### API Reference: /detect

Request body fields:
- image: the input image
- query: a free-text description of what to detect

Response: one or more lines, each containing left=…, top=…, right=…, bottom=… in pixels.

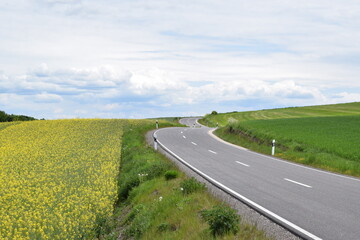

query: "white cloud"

left=332, top=92, right=360, bottom=103
left=129, top=68, right=185, bottom=95
left=35, top=92, right=63, bottom=103
left=1, top=1, right=360, bottom=118
left=103, top=103, right=120, bottom=111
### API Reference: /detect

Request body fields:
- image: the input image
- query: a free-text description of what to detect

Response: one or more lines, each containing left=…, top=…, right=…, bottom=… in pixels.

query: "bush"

left=146, top=161, right=170, bottom=179
left=180, top=177, right=206, bottom=195
left=200, top=205, right=240, bottom=237
left=164, top=170, right=179, bottom=180
left=211, top=111, right=218, bottom=115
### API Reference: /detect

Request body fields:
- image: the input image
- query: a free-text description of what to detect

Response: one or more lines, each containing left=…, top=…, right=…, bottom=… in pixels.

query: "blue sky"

left=1, top=0, right=360, bottom=119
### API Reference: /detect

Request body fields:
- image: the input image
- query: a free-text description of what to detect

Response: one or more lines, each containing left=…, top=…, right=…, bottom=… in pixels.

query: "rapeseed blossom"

left=0, top=119, right=134, bottom=239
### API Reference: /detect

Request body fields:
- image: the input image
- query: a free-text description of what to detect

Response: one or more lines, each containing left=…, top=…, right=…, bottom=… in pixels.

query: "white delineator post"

left=156, top=120, right=159, bottom=129
left=272, top=139, right=276, bottom=156
left=154, top=135, right=158, bottom=150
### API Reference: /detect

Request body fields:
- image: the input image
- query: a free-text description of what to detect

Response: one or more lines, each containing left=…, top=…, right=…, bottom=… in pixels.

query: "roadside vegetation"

left=99, top=120, right=270, bottom=240
left=200, top=102, right=360, bottom=177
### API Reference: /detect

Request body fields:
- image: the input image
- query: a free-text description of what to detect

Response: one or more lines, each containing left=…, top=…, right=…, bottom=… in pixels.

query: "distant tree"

left=211, top=111, right=218, bottom=115
left=0, top=110, right=36, bottom=122
left=0, top=111, right=7, bottom=122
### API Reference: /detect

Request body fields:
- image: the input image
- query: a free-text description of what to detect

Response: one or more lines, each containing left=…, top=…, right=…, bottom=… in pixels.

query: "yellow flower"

left=0, top=119, right=143, bottom=239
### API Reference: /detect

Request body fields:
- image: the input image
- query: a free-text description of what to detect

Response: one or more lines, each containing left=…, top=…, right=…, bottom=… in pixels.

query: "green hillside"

left=201, top=102, right=360, bottom=177
left=201, top=102, right=360, bottom=127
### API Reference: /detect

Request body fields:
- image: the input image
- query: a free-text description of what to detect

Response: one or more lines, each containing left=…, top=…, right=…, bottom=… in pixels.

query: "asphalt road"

left=155, top=118, right=360, bottom=240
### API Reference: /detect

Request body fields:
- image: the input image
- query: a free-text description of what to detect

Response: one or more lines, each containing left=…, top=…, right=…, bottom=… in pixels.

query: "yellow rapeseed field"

left=0, top=119, right=129, bottom=239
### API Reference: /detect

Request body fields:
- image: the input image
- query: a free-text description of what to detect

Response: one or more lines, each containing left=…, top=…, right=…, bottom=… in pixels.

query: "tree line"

left=0, top=110, right=36, bottom=122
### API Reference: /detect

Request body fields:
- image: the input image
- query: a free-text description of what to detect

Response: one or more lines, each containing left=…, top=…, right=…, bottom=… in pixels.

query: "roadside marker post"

left=156, top=120, right=159, bottom=129
left=154, top=136, right=158, bottom=150
left=272, top=139, right=276, bottom=156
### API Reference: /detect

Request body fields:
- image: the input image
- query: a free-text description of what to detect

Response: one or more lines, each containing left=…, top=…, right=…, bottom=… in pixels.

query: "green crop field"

left=237, top=115, right=360, bottom=161
left=201, top=102, right=360, bottom=127
left=201, top=102, right=360, bottom=177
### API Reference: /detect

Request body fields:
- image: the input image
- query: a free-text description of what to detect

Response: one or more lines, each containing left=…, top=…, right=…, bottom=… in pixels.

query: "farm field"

left=201, top=102, right=360, bottom=177
left=201, top=102, right=360, bottom=127
left=0, top=121, right=20, bottom=131
left=236, top=115, right=360, bottom=161
left=0, top=119, right=126, bottom=239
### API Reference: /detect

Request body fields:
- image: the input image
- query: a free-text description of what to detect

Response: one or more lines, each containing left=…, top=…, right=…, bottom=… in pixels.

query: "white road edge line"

left=208, top=150, right=217, bottom=154
left=284, top=178, right=312, bottom=188
left=236, top=161, right=250, bottom=167
left=154, top=129, right=322, bottom=240
left=208, top=129, right=360, bottom=183
left=191, top=142, right=197, bottom=146
left=208, top=129, right=248, bottom=151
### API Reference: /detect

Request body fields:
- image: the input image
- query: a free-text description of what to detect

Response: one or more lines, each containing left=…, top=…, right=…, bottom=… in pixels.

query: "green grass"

left=201, top=102, right=360, bottom=127
left=208, top=103, right=360, bottom=177
left=100, top=121, right=270, bottom=240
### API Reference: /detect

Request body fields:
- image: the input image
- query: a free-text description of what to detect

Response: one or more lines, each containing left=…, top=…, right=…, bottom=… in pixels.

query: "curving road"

left=154, top=118, right=360, bottom=240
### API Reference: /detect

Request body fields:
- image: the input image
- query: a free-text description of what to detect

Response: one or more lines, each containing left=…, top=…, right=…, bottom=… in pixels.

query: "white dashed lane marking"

left=284, top=178, right=312, bottom=188
left=235, top=161, right=250, bottom=167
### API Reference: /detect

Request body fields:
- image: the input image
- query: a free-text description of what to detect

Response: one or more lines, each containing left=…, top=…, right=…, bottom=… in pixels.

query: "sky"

left=1, top=0, right=360, bottom=119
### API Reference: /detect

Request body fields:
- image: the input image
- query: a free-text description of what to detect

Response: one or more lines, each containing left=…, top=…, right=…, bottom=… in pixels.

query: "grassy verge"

left=99, top=121, right=270, bottom=240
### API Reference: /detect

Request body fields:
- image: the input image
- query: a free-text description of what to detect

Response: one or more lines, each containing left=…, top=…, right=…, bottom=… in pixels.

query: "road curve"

left=155, top=118, right=360, bottom=240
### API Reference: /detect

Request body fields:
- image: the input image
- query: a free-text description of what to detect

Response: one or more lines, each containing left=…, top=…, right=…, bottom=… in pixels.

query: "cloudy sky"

left=1, top=0, right=360, bottom=119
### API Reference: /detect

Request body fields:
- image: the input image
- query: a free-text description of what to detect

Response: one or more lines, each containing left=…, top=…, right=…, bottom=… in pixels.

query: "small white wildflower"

left=180, top=188, right=184, bottom=191
left=159, top=196, right=163, bottom=201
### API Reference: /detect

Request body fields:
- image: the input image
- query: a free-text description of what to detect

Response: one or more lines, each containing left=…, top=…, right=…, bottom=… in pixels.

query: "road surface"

left=154, top=118, right=360, bottom=240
